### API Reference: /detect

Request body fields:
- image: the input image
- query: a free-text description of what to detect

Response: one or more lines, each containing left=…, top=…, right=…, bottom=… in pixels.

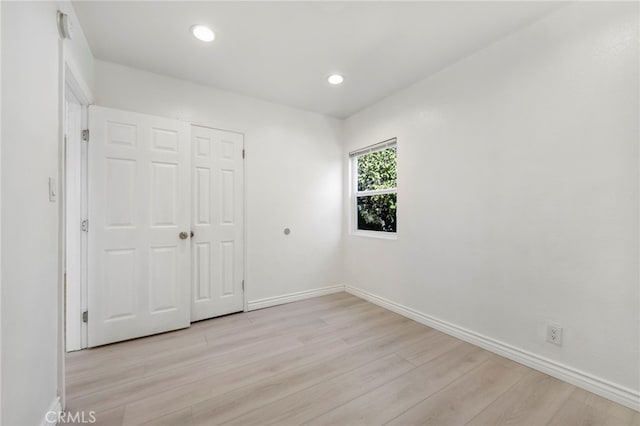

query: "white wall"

left=343, top=1, right=639, bottom=405
left=2, top=2, right=61, bottom=425
left=1, top=2, right=94, bottom=424
left=94, top=60, right=344, bottom=305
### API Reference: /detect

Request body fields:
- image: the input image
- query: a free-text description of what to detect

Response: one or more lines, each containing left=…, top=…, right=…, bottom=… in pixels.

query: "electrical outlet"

left=546, top=324, right=563, bottom=346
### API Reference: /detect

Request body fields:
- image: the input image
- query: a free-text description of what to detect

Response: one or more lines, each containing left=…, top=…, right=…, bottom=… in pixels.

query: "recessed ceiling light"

left=191, top=25, right=215, bottom=42
left=328, top=74, right=344, bottom=85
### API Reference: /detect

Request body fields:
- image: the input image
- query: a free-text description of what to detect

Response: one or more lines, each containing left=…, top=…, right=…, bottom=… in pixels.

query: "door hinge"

left=242, top=280, right=245, bottom=291
left=81, top=129, right=90, bottom=142
left=82, top=311, right=88, bottom=323
left=81, top=219, right=89, bottom=232
left=242, top=149, right=245, bottom=159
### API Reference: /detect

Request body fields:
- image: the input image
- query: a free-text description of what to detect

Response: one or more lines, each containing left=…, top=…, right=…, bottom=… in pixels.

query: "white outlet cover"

left=546, top=324, right=563, bottom=346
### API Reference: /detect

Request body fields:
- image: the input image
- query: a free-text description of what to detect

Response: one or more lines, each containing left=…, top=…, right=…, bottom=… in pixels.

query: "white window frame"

left=350, top=138, right=398, bottom=240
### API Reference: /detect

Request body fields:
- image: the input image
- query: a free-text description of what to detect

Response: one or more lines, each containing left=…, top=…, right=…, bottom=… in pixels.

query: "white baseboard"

left=346, top=285, right=640, bottom=412
left=41, top=397, right=61, bottom=426
left=247, top=285, right=346, bottom=311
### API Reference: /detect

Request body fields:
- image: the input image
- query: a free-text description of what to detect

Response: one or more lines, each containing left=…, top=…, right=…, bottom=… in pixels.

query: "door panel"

left=88, top=106, right=191, bottom=347
left=191, top=125, right=244, bottom=321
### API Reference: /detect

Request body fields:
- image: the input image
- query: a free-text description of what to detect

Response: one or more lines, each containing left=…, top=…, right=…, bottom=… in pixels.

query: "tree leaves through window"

left=355, top=146, right=397, bottom=233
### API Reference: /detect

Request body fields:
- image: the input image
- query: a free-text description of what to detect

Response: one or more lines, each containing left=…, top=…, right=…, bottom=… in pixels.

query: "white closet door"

left=191, top=125, right=244, bottom=321
left=88, top=106, right=191, bottom=347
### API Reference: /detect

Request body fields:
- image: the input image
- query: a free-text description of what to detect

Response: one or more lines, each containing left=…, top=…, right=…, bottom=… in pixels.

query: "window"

left=350, top=138, right=397, bottom=235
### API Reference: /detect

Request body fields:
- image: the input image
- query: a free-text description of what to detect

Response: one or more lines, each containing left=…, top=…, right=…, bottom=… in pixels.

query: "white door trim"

left=0, top=3, right=3, bottom=421
left=60, top=60, right=93, bottom=410
left=64, top=64, right=91, bottom=353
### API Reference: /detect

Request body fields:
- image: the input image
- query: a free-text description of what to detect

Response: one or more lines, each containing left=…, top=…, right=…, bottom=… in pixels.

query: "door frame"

left=64, top=83, right=89, bottom=351
left=59, top=60, right=93, bottom=410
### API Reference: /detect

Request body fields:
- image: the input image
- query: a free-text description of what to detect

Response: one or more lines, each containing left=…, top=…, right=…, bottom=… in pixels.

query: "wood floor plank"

left=141, top=407, right=194, bottom=426
left=65, top=294, right=638, bottom=426
left=68, top=315, right=328, bottom=398
left=67, top=310, right=249, bottom=368
left=341, top=317, right=415, bottom=346
left=67, top=335, right=306, bottom=414
left=386, top=356, right=528, bottom=426
left=225, top=354, right=414, bottom=425
left=66, top=331, right=208, bottom=375
left=296, top=308, right=410, bottom=346
left=66, top=406, right=125, bottom=426
left=69, top=310, right=356, bottom=414
left=246, top=293, right=360, bottom=323
left=185, top=323, right=436, bottom=424
left=306, top=344, right=492, bottom=426
left=547, top=388, right=640, bottom=426
left=466, top=369, right=575, bottom=426
left=187, top=326, right=431, bottom=426
left=120, top=337, right=353, bottom=424
left=82, top=324, right=337, bottom=410
left=317, top=300, right=386, bottom=325
left=394, top=329, right=464, bottom=366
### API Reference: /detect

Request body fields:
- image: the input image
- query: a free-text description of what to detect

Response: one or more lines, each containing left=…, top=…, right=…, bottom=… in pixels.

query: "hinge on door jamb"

left=82, top=129, right=90, bottom=142
left=242, top=149, right=245, bottom=159
left=82, top=311, right=88, bottom=323
left=242, top=280, right=245, bottom=291
left=81, top=219, right=89, bottom=232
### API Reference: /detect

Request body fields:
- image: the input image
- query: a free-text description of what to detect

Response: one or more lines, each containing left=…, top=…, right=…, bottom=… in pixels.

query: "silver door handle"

left=179, top=231, right=189, bottom=240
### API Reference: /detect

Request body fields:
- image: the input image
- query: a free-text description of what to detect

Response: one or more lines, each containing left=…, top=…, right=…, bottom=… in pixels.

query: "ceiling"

left=73, top=1, right=564, bottom=118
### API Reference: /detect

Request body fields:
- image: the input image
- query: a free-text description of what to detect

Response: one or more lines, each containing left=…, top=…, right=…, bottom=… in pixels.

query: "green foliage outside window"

left=356, top=147, right=397, bottom=232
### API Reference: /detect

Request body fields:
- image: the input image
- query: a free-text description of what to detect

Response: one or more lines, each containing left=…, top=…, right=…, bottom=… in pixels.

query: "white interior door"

left=88, top=106, right=191, bottom=347
left=191, top=125, right=244, bottom=321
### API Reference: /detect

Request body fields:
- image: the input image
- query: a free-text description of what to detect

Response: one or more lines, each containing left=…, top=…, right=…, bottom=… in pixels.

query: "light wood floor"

left=66, top=293, right=639, bottom=426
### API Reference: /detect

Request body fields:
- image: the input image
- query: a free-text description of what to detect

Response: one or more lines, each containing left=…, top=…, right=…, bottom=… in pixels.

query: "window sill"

left=350, top=230, right=398, bottom=240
